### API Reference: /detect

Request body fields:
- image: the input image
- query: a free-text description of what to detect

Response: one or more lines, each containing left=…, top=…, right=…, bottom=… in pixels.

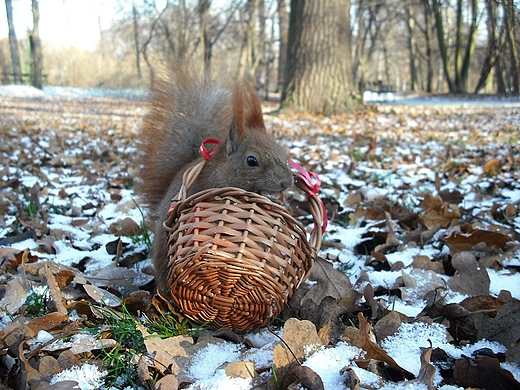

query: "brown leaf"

left=411, top=255, right=444, bottom=274
left=421, top=193, right=460, bottom=228
left=483, top=159, right=501, bottom=175
left=356, top=313, right=412, bottom=376
left=288, top=365, right=324, bottom=390
left=303, top=257, right=360, bottom=311
left=453, top=355, right=520, bottom=390
left=27, top=312, right=69, bottom=334
left=447, top=252, right=490, bottom=296
left=404, top=340, right=436, bottom=390
left=443, top=230, right=510, bottom=254
left=340, top=366, right=360, bottom=390
left=474, top=299, right=520, bottom=348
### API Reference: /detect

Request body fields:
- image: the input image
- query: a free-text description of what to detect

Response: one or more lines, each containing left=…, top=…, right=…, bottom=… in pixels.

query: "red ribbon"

left=290, top=160, right=328, bottom=234
left=199, top=138, right=222, bottom=161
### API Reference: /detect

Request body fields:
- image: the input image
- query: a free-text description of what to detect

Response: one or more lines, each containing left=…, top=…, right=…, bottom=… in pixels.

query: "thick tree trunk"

left=276, top=0, right=288, bottom=93
left=5, top=0, right=22, bottom=84
left=30, top=0, right=43, bottom=89
left=282, top=0, right=359, bottom=115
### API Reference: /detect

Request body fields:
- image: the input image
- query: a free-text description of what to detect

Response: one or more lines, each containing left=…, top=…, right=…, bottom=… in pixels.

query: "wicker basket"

left=164, top=160, right=324, bottom=332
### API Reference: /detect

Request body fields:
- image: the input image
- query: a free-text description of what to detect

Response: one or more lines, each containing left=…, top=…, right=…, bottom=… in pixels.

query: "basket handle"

left=290, top=160, right=327, bottom=252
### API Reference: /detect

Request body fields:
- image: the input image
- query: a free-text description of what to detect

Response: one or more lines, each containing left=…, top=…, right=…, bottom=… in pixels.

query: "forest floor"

left=0, top=87, right=519, bottom=390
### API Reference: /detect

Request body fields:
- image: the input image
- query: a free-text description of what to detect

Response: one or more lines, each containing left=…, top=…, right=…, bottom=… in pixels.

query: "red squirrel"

left=138, top=61, right=293, bottom=294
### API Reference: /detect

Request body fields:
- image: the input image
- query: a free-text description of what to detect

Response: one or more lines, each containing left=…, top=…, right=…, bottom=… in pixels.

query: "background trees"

left=1, top=0, right=519, bottom=96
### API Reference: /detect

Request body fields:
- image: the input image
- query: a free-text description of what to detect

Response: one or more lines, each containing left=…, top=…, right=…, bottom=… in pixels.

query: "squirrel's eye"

left=247, top=156, right=259, bottom=167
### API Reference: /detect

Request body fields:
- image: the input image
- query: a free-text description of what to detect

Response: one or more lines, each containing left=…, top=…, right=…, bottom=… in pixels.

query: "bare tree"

left=4, top=0, right=22, bottom=84
left=238, top=0, right=260, bottom=79
left=282, top=0, right=360, bottom=114
left=132, top=4, right=142, bottom=79
left=30, top=0, right=43, bottom=89
left=504, top=0, right=519, bottom=93
left=432, top=0, right=479, bottom=93
left=276, top=0, right=288, bottom=93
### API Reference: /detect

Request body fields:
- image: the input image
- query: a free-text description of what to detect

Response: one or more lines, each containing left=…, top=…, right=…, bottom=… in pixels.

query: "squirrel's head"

left=210, top=81, right=293, bottom=194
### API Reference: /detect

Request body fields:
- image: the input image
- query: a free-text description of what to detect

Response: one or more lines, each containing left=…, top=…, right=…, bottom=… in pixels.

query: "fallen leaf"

left=421, top=193, right=460, bottom=228
left=453, top=355, right=520, bottom=389
left=443, top=230, right=510, bottom=254
left=356, top=312, right=413, bottom=376
left=403, top=340, right=436, bottom=389
left=447, top=252, right=490, bottom=296
left=483, top=159, right=501, bottom=175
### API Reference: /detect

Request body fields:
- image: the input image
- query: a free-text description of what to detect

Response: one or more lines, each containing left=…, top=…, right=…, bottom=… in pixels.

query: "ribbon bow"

left=199, top=138, right=222, bottom=161
left=290, top=160, right=328, bottom=234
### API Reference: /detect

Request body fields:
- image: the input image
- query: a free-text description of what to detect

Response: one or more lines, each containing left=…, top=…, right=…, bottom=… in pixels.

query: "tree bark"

left=504, top=0, right=519, bottom=94
left=132, top=5, right=142, bottom=80
left=282, top=0, right=360, bottom=115
left=30, top=0, right=43, bottom=89
left=474, top=0, right=505, bottom=93
left=5, top=0, right=22, bottom=84
left=432, top=0, right=453, bottom=92
left=422, top=0, right=434, bottom=92
left=276, top=0, right=288, bottom=93
left=406, top=6, right=418, bottom=91
left=198, top=0, right=212, bottom=70
left=238, top=0, right=260, bottom=79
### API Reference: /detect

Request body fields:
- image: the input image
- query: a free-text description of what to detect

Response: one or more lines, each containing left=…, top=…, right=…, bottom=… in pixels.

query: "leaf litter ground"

left=0, top=88, right=520, bottom=390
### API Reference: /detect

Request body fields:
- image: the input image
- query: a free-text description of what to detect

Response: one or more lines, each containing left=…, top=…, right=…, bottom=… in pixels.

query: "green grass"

left=143, top=311, right=205, bottom=339
left=92, top=304, right=146, bottom=389
left=24, top=288, right=50, bottom=317
left=130, top=199, right=153, bottom=252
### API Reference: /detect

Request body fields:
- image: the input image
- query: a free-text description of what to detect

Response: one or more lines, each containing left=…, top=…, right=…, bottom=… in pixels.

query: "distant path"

left=364, top=92, right=520, bottom=107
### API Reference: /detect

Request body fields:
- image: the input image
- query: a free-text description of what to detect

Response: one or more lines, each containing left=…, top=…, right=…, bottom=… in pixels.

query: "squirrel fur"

left=138, top=61, right=293, bottom=294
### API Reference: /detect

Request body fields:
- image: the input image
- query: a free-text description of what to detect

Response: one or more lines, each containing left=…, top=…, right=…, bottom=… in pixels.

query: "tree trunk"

left=406, top=6, right=418, bottom=91
left=276, top=0, right=288, bottom=93
left=432, top=0, right=454, bottom=92
left=423, top=0, right=434, bottom=93
left=132, top=5, right=142, bottom=80
left=30, top=0, right=43, bottom=89
left=5, top=0, right=22, bottom=84
left=281, top=0, right=360, bottom=115
left=504, top=0, right=519, bottom=94
left=474, top=0, right=504, bottom=93
left=238, top=0, right=260, bottom=79
left=198, top=0, right=212, bottom=70
left=458, top=0, right=478, bottom=93
left=254, top=0, right=266, bottom=87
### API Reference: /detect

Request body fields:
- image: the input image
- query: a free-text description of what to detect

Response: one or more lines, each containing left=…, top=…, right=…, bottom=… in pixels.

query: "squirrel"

left=137, top=60, right=294, bottom=295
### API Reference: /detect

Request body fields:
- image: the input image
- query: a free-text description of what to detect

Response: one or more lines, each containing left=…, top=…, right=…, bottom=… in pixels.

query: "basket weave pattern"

left=164, top=162, right=323, bottom=332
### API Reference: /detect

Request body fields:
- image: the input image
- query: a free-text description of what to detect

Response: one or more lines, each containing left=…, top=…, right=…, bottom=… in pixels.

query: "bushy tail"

left=137, top=61, right=234, bottom=212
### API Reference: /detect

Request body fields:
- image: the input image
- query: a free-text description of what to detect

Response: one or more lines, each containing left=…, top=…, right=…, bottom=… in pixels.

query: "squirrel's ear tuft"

left=232, top=81, right=265, bottom=136
left=243, top=82, right=265, bottom=130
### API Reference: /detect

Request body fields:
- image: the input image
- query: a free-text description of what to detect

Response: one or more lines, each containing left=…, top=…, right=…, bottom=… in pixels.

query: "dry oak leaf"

left=356, top=312, right=413, bottom=377
left=403, top=340, right=436, bottom=390
left=442, top=229, right=510, bottom=255
left=453, top=355, right=520, bottom=390
left=447, top=252, right=490, bottom=296
left=483, top=159, right=501, bottom=176
left=303, top=257, right=360, bottom=312
left=420, top=193, right=460, bottom=229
